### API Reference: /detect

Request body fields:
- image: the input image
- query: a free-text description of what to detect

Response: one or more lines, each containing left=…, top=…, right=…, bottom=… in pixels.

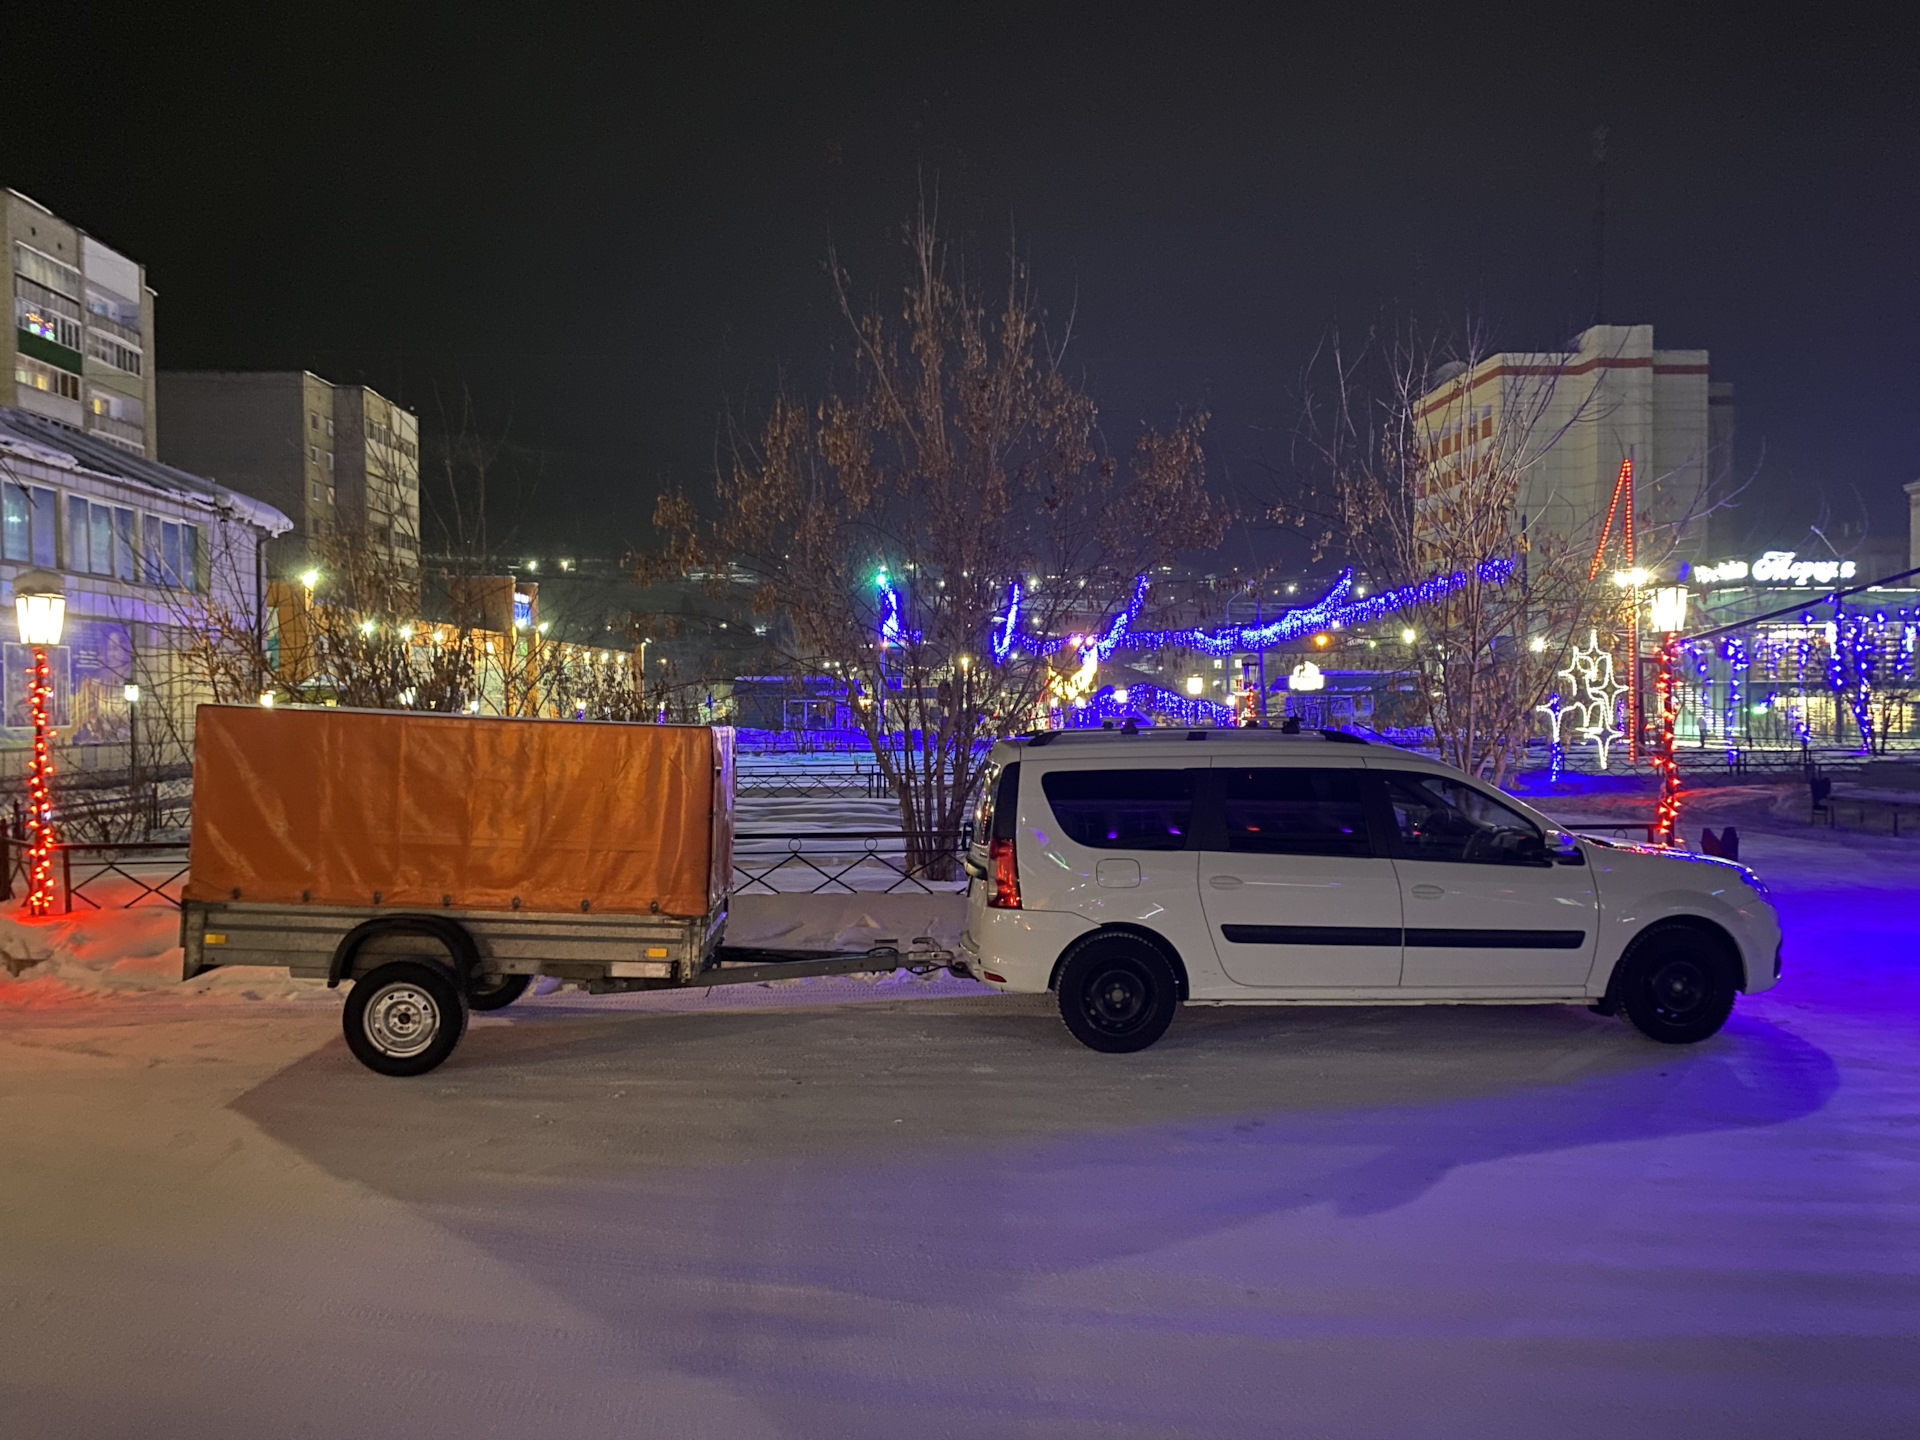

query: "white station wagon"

left=957, top=728, right=1782, bottom=1052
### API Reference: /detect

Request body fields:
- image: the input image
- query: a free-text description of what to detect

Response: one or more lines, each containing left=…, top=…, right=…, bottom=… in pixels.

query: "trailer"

left=179, top=704, right=951, bottom=1075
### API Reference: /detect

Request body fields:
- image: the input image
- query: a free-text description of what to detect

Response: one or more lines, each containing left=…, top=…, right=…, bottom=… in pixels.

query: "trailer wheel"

left=344, top=961, right=468, bottom=1076
left=467, top=972, right=531, bottom=1011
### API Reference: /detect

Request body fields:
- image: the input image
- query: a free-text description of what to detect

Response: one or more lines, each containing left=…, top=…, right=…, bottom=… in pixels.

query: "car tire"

left=1056, top=934, right=1180, bottom=1053
left=1616, top=923, right=1739, bottom=1045
left=467, top=972, right=531, bottom=1011
left=343, top=960, right=469, bottom=1076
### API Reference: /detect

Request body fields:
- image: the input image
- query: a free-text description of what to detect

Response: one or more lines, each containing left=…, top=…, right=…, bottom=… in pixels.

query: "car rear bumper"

left=958, top=906, right=1095, bottom=992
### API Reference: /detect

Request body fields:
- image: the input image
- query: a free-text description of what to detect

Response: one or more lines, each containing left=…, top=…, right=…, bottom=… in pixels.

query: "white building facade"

left=0, top=406, right=291, bottom=782
left=1415, top=324, right=1732, bottom=567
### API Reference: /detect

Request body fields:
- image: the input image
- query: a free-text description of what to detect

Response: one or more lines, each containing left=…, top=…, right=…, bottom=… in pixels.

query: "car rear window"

left=1211, top=766, right=1373, bottom=858
left=1040, top=768, right=1196, bottom=850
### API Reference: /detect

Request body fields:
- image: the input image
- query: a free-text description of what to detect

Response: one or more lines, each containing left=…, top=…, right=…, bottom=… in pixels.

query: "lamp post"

left=14, top=569, right=65, bottom=915
left=124, top=682, right=141, bottom=799
left=1649, top=585, right=1689, bottom=846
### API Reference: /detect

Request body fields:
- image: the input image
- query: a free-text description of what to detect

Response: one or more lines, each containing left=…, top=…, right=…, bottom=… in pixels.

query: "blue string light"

left=991, top=582, right=1021, bottom=662
left=966, top=556, right=1517, bottom=664
left=1083, top=683, right=1234, bottom=727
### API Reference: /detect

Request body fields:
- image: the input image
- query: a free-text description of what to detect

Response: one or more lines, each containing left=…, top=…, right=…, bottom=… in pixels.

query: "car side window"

left=1381, top=771, right=1544, bottom=865
left=974, top=761, right=1020, bottom=844
left=1039, top=768, right=1195, bottom=850
left=1209, top=766, right=1373, bottom=858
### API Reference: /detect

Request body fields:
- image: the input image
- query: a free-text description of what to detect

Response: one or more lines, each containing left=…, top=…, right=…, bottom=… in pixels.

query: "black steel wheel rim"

left=1647, top=958, right=1708, bottom=1020
left=1082, top=963, right=1151, bottom=1034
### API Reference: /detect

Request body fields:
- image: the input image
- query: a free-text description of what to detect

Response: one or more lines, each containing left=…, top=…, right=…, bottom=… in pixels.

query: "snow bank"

left=0, top=900, right=331, bottom=1010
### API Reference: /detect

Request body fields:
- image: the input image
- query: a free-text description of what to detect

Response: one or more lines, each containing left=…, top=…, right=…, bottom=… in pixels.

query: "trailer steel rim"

left=363, top=982, right=442, bottom=1058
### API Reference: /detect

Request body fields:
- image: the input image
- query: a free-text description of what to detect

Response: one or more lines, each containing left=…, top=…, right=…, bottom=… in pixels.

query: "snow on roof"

left=0, top=407, right=293, bottom=536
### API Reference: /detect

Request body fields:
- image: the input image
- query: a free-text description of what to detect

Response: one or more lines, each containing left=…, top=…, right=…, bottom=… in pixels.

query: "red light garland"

left=24, top=645, right=56, bottom=915
left=1652, top=633, right=1682, bottom=846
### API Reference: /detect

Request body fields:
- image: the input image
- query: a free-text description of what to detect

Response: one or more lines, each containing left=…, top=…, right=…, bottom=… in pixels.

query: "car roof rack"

left=1009, top=727, right=1367, bottom=747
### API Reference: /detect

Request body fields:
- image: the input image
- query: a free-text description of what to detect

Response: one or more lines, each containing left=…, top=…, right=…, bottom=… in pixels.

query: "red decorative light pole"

left=14, top=569, right=66, bottom=916
left=1649, top=585, right=1689, bottom=847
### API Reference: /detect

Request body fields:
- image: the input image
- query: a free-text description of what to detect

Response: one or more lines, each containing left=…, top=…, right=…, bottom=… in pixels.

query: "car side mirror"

left=1547, top=831, right=1586, bottom=866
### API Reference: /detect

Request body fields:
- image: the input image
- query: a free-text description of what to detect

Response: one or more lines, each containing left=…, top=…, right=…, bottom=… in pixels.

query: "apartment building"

left=158, top=371, right=420, bottom=599
left=0, top=405, right=290, bottom=780
left=4, top=190, right=156, bottom=458
left=1414, top=324, right=1732, bottom=566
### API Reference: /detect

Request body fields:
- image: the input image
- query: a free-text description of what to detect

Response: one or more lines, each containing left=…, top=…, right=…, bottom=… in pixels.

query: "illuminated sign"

left=1288, top=660, right=1326, bottom=692
left=1694, top=552, right=1857, bottom=587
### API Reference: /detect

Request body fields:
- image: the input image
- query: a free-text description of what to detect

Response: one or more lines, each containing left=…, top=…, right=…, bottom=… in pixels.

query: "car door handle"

left=1208, top=875, right=1244, bottom=889
left=1410, top=883, right=1445, bottom=899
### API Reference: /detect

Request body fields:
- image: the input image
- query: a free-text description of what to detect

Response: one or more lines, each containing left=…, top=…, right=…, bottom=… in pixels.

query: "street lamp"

left=1649, top=586, right=1689, bottom=845
left=13, top=569, right=64, bottom=915
left=124, top=683, right=141, bottom=800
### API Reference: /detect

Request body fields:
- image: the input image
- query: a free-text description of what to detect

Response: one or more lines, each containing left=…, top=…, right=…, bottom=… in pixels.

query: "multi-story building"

left=0, top=405, right=290, bottom=781
left=4, top=190, right=156, bottom=458
left=157, top=371, right=420, bottom=600
left=1414, top=324, right=1732, bottom=566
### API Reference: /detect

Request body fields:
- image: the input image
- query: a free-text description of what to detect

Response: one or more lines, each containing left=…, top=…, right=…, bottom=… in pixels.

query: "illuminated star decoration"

left=1560, top=629, right=1625, bottom=769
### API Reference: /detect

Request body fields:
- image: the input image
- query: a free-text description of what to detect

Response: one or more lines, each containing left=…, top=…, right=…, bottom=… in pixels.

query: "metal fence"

left=1, top=837, right=191, bottom=914
left=731, top=830, right=970, bottom=894
left=734, top=765, right=894, bottom=798
left=0, top=830, right=973, bottom=912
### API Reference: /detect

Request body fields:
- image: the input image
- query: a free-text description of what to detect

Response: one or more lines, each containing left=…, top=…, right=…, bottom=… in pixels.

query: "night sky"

left=12, top=4, right=1917, bottom=562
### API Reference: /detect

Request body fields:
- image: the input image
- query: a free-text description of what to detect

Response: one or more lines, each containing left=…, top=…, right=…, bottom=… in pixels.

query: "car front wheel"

left=1616, top=924, right=1739, bottom=1045
left=1056, top=934, right=1179, bottom=1053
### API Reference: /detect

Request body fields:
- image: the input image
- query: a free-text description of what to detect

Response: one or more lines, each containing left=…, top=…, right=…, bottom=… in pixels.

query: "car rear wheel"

left=1056, top=934, right=1179, bottom=1053
left=467, top=972, right=531, bottom=1011
left=1616, top=924, right=1738, bottom=1045
left=344, top=960, right=468, bottom=1075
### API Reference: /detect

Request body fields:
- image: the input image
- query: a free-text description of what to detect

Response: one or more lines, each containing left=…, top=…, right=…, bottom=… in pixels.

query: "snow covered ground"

left=1, top=808, right=1917, bottom=1436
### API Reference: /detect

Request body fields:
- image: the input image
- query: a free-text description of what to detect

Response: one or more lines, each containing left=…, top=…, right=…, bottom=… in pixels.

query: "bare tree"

left=1278, top=323, right=1621, bottom=782
left=650, top=208, right=1226, bottom=867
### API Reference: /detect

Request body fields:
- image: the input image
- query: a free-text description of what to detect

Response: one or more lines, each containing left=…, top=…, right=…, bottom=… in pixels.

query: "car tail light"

left=988, top=835, right=1022, bottom=909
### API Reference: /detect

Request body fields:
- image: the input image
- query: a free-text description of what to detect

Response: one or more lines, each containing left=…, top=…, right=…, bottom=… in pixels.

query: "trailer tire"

left=467, top=972, right=531, bottom=1011
left=344, top=960, right=468, bottom=1076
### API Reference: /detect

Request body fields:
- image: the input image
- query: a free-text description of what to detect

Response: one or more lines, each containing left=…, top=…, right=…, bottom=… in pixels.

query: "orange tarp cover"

left=186, top=705, right=734, bottom=917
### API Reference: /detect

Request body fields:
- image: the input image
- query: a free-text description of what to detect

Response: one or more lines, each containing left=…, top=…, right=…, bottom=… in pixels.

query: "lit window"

left=13, top=354, right=81, bottom=400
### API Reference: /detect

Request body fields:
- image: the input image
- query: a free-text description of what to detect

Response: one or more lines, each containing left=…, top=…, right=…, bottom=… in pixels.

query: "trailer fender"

left=328, top=915, right=480, bottom=990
